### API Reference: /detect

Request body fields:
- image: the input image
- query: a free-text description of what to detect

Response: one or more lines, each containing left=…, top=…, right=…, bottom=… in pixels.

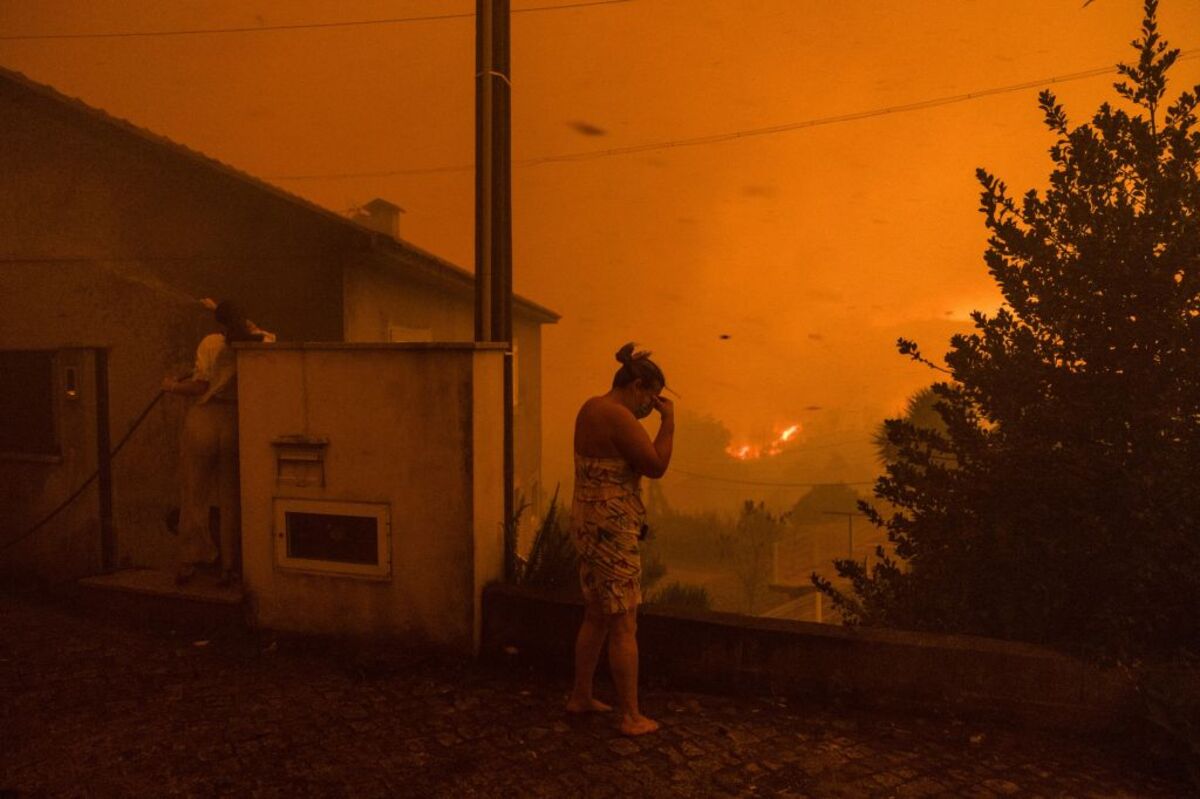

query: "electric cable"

left=0, top=0, right=632, bottom=41
left=0, top=389, right=166, bottom=555
left=268, top=48, right=1200, bottom=180
left=667, top=468, right=876, bottom=488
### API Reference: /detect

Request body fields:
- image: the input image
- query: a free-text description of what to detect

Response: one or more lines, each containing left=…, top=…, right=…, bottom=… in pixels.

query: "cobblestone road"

left=0, top=595, right=1188, bottom=798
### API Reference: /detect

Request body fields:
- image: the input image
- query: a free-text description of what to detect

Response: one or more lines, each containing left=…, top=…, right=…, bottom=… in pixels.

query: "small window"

left=274, top=498, right=391, bottom=578
left=0, top=350, right=57, bottom=457
left=286, top=511, right=378, bottom=564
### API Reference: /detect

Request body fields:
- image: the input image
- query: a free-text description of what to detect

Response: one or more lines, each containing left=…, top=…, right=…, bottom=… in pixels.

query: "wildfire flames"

left=726, top=423, right=802, bottom=460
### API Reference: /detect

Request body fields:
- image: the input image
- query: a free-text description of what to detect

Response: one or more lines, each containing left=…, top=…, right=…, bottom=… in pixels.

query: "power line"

left=1, top=390, right=166, bottom=555
left=0, top=0, right=631, bottom=41
left=713, top=438, right=875, bottom=457
left=668, top=468, right=876, bottom=488
left=771, top=437, right=873, bottom=452
left=0, top=255, right=336, bottom=263
left=268, top=48, right=1200, bottom=181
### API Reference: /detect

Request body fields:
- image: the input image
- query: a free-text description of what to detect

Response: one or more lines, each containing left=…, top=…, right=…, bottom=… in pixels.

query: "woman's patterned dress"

left=570, top=454, right=646, bottom=614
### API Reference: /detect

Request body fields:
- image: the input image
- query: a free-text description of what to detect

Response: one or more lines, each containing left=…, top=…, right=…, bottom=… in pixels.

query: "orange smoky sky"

left=3, top=0, right=1199, bottom=506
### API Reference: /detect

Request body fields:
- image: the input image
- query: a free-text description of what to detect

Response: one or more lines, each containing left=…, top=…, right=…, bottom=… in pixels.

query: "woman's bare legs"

left=176, top=405, right=219, bottom=584
left=607, top=608, right=659, bottom=736
left=566, top=602, right=613, bottom=713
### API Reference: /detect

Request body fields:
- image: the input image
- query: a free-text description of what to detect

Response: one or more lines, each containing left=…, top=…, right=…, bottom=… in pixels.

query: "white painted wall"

left=236, top=342, right=505, bottom=653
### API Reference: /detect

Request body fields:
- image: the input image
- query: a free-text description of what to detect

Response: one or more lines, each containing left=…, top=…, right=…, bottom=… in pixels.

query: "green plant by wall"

left=513, top=488, right=580, bottom=598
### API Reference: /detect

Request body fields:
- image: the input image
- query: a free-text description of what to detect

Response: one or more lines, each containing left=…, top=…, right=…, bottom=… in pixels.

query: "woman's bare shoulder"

left=577, top=397, right=625, bottom=458
left=577, top=395, right=606, bottom=417
left=578, top=395, right=631, bottom=423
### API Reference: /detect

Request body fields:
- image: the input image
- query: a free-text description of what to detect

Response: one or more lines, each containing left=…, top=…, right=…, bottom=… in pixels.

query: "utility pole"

left=95, top=348, right=115, bottom=571
left=822, top=510, right=857, bottom=559
left=475, top=0, right=515, bottom=580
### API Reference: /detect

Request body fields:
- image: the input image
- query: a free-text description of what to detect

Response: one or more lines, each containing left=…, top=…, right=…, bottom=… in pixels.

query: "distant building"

left=0, top=67, right=558, bottom=581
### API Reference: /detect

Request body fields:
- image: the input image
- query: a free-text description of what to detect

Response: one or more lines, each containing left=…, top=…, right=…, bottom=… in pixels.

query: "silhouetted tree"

left=721, top=501, right=783, bottom=613
left=648, top=581, right=713, bottom=611
left=816, top=1, right=1200, bottom=662
left=872, top=387, right=947, bottom=465
left=671, top=410, right=735, bottom=465
left=643, top=506, right=733, bottom=565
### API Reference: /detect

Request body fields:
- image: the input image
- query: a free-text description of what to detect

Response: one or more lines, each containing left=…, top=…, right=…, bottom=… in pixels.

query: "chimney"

left=355, top=198, right=405, bottom=238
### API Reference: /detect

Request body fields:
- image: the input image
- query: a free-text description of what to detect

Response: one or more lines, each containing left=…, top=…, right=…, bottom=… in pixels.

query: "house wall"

left=0, top=78, right=347, bottom=575
left=236, top=343, right=505, bottom=653
left=342, top=257, right=474, bottom=342
left=0, top=74, right=553, bottom=586
left=343, top=261, right=547, bottom=517
left=0, top=348, right=102, bottom=583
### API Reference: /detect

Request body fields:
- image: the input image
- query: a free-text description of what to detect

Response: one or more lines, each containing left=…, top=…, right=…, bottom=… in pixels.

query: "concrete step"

left=77, top=568, right=246, bottom=632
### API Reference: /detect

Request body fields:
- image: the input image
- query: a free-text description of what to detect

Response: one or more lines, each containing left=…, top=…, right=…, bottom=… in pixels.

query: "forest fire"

left=726, top=423, right=802, bottom=460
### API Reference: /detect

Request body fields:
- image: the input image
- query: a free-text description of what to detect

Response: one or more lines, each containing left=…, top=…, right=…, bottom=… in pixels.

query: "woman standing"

left=565, top=343, right=674, bottom=736
left=163, top=298, right=273, bottom=586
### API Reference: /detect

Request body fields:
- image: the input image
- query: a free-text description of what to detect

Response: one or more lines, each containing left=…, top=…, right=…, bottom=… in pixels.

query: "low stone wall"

left=481, top=583, right=1136, bottom=733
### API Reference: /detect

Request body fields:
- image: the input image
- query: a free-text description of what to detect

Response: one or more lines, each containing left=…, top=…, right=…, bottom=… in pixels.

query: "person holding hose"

left=163, top=298, right=273, bottom=586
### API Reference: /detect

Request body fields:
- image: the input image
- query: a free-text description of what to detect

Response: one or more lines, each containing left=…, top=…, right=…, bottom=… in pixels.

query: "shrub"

left=649, top=581, right=712, bottom=611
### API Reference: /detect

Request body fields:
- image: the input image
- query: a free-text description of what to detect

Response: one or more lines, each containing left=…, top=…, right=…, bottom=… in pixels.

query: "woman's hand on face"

left=653, top=395, right=674, bottom=419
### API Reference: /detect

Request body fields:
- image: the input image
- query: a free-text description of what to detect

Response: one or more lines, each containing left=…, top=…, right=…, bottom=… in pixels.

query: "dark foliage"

left=720, top=501, right=784, bottom=613
left=648, top=581, right=713, bottom=610
left=515, top=488, right=581, bottom=598
left=816, top=1, right=1200, bottom=665
left=871, top=387, right=947, bottom=466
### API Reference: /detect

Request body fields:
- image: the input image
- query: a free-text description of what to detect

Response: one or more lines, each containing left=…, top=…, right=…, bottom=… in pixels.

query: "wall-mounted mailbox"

left=271, top=435, right=328, bottom=487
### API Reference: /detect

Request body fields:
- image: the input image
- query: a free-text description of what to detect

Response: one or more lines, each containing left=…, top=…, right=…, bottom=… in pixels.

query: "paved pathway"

left=0, top=595, right=1188, bottom=798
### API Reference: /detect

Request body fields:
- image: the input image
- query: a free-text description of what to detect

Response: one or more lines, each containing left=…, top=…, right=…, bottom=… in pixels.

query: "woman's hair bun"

left=616, top=342, right=653, bottom=365
left=611, top=342, right=665, bottom=390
